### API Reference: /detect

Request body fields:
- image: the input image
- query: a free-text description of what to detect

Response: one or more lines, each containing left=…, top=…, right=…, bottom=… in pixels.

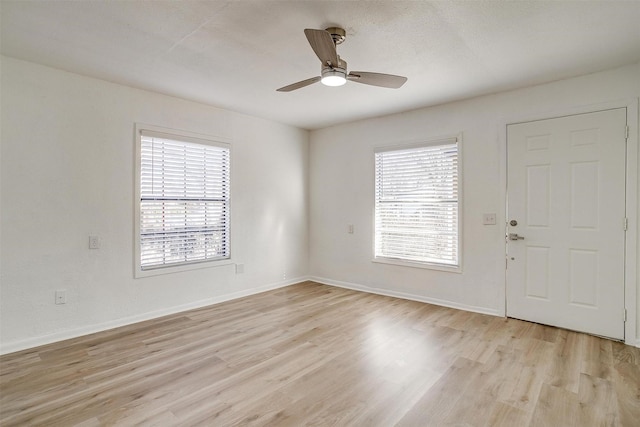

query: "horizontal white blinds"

left=375, top=142, right=458, bottom=266
left=140, top=132, right=230, bottom=269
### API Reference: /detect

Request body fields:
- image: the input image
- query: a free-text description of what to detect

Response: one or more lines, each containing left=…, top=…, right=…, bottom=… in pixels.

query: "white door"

left=506, top=108, right=627, bottom=340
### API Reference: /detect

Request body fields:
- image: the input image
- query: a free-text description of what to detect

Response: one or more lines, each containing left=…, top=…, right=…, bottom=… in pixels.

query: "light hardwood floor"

left=1, top=281, right=639, bottom=426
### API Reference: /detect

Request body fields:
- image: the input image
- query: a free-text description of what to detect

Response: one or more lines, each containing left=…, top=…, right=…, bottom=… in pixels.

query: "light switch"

left=55, top=290, right=66, bottom=305
left=483, top=213, right=497, bottom=225
left=89, top=235, right=100, bottom=249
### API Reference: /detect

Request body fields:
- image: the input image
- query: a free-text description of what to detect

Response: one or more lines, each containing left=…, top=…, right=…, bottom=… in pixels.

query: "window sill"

left=372, top=257, right=462, bottom=273
left=135, top=258, right=234, bottom=278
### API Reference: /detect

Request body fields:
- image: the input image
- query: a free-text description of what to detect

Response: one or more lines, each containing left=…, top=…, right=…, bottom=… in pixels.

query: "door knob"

left=508, top=233, right=524, bottom=240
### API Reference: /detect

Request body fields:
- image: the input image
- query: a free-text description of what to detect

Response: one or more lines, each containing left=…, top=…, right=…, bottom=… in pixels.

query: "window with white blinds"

left=138, top=130, right=230, bottom=271
left=374, top=138, right=460, bottom=269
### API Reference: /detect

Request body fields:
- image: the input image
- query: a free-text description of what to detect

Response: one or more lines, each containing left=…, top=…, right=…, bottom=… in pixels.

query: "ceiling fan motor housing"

left=323, top=57, right=347, bottom=73
left=325, top=27, right=346, bottom=45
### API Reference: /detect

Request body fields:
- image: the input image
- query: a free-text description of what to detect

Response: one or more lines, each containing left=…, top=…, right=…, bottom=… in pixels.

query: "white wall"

left=0, top=57, right=309, bottom=354
left=309, top=63, right=640, bottom=345
left=2, top=56, right=638, bottom=354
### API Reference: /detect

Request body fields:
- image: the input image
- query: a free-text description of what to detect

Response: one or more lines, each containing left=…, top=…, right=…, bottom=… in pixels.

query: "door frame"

left=499, top=98, right=638, bottom=346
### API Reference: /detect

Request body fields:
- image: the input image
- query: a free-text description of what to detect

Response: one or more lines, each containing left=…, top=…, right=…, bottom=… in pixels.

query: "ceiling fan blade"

left=276, top=76, right=321, bottom=92
left=304, top=29, right=339, bottom=67
left=347, top=71, right=407, bottom=89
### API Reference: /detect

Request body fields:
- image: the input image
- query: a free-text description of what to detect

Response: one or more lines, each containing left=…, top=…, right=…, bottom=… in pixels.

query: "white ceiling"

left=2, top=1, right=639, bottom=130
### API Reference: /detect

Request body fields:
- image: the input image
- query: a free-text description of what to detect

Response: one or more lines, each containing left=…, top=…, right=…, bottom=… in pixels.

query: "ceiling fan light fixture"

left=321, top=69, right=347, bottom=87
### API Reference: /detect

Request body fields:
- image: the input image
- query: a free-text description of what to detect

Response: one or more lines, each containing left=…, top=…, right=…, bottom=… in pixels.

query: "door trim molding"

left=499, top=98, right=638, bottom=346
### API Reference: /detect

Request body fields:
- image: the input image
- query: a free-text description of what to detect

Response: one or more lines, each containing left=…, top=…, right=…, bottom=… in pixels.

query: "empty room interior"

left=1, top=1, right=640, bottom=425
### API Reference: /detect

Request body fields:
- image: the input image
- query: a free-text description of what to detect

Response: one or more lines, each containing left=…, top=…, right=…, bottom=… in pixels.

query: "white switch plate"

left=89, top=235, right=100, bottom=249
left=483, top=213, right=497, bottom=225
left=235, top=263, right=244, bottom=274
left=348, top=224, right=354, bottom=234
left=55, top=289, right=66, bottom=305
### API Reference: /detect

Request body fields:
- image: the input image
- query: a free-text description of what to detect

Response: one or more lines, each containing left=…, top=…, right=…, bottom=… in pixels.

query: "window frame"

left=372, top=135, right=463, bottom=273
left=134, top=124, right=233, bottom=278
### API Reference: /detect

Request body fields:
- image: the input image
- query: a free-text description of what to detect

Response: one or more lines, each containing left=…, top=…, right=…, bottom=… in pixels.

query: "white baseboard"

left=4, top=275, right=632, bottom=354
left=309, top=276, right=501, bottom=317
left=0, top=276, right=309, bottom=356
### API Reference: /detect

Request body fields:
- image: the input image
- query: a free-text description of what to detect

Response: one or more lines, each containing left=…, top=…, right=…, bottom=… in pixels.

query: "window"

left=136, top=126, right=230, bottom=274
left=374, top=137, right=460, bottom=270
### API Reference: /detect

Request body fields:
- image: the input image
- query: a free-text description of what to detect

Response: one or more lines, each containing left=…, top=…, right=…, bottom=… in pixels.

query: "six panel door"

left=506, top=108, right=627, bottom=340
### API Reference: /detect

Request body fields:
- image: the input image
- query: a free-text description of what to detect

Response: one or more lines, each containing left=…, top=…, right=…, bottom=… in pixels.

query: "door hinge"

left=623, top=308, right=627, bottom=322
left=625, top=125, right=629, bottom=140
left=623, top=217, right=628, bottom=231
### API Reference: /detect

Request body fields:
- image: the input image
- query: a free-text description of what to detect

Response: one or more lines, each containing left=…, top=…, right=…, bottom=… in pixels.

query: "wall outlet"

left=55, top=289, right=67, bottom=305
left=235, top=263, right=244, bottom=274
left=348, top=224, right=354, bottom=234
left=89, top=235, right=100, bottom=249
left=483, top=213, right=497, bottom=225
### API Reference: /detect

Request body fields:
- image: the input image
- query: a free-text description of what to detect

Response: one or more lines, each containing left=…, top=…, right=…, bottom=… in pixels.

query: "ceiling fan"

left=277, top=27, right=408, bottom=92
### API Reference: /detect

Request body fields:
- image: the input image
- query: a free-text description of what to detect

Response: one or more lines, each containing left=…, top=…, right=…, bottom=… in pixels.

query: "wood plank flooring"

left=1, top=281, right=639, bottom=426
